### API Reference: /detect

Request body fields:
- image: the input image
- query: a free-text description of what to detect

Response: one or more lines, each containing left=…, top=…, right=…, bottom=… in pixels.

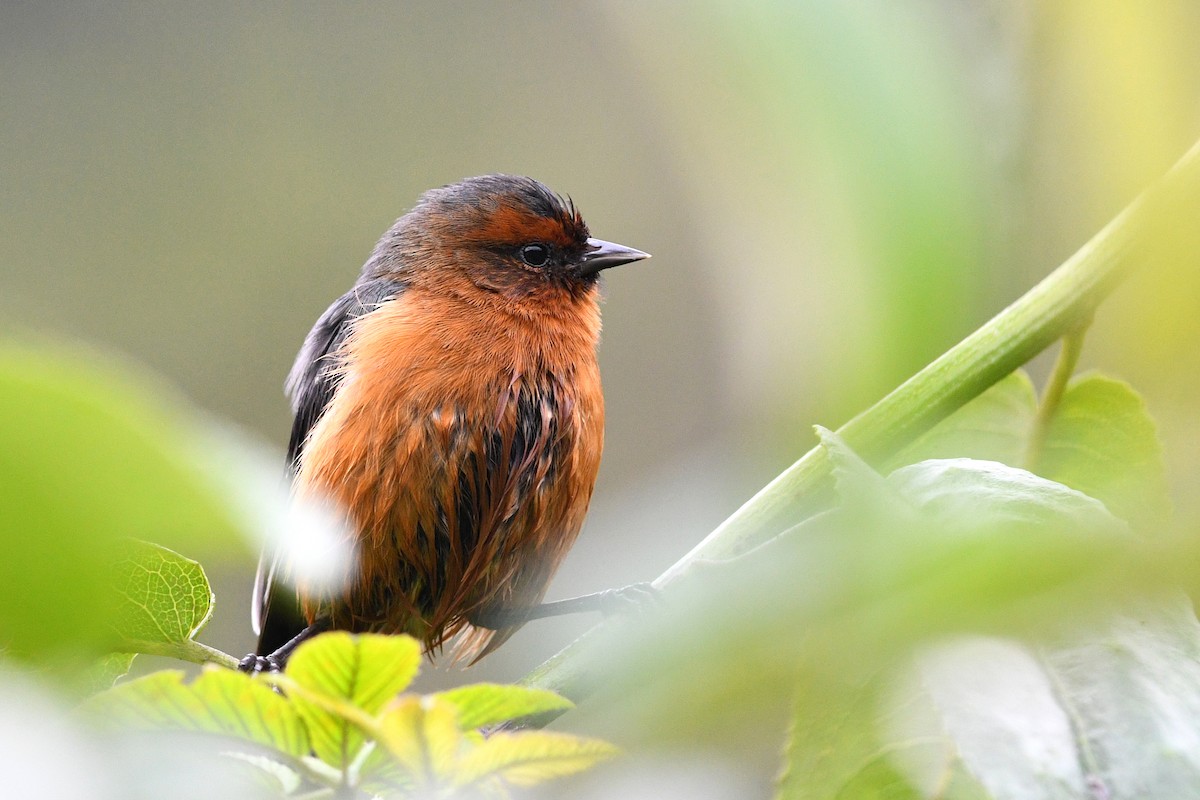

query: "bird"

left=242, top=175, right=650, bottom=672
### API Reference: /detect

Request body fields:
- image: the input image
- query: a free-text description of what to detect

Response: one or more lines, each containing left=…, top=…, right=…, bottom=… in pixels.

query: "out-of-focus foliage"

left=821, top=593, right=1200, bottom=800
left=560, top=360, right=1192, bottom=799
left=1036, top=376, right=1171, bottom=531
left=581, top=428, right=1135, bottom=730
left=0, top=344, right=253, bottom=666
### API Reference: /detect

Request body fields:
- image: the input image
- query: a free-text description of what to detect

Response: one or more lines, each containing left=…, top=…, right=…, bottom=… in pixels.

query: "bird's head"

left=365, top=175, right=649, bottom=306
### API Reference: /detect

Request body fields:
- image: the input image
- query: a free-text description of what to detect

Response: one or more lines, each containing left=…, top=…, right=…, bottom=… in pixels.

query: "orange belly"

left=292, top=282, right=604, bottom=660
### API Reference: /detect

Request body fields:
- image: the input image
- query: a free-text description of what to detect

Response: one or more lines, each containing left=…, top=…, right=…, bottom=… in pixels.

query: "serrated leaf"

left=377, top=695, right=464, bottom=785
left=1036, top=374, right=1170, bottom=531
left=110, top=540, right=214, bottom=645
left=455, top=730, right=618, bottom=788
left=83, top=668, right=309, bottom=757
left=889, top=371, right=1037, bottom=470
left=286, top=632, right=422, bottom=769
left=434, top=684, right=573, bottom=731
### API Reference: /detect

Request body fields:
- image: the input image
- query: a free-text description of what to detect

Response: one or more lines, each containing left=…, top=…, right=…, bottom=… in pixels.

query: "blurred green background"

left=2, top=0, right=1199, bottom=782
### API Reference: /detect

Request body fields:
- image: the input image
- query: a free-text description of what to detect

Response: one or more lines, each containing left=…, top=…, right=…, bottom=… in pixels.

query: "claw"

left=596, top=582, right=662, bottom=616
left=237, top=654, right=282, bottom=674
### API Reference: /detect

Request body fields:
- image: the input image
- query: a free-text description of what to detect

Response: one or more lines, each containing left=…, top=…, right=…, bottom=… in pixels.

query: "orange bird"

left=243, top=175, right=649, bottom=671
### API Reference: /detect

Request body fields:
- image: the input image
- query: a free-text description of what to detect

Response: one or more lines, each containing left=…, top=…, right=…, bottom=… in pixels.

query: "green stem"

left=521, top=136, right=1200, bottom=712
left=1024, top=322, right=1090, bottom=470
left=119, top=638, right=241, bottom=670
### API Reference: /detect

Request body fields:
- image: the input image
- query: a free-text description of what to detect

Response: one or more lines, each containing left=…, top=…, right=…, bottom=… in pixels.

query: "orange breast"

left=292, top=281, right=605, bottom=659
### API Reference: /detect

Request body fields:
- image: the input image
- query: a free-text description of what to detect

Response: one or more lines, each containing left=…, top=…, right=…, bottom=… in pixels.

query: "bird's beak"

left=579, top=237, right=651, bottom=277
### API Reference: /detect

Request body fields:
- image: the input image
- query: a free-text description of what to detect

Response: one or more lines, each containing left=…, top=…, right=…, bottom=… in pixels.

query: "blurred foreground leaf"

left=1040, top=596, right=1200, bottom=795
left=574, top=436, right=1137, bottom=746
left=778, top=671, right=990, bottom=800
left=896, top=638, right=1088, bottom=800
left=834, top=595, right=1200, bottom=800
left=0, top=665, right=278, bottom=799
left=0, top=342, right=259, bottom=666
left=772, top=425, right=1189, bottom=799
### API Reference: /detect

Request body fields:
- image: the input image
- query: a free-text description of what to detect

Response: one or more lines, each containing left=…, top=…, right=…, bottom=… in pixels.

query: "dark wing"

left=253, top=277, right=407, bottom=656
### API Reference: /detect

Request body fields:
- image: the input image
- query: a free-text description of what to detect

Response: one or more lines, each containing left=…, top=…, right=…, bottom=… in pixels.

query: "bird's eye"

left=519, top=243, right=551, bottom=268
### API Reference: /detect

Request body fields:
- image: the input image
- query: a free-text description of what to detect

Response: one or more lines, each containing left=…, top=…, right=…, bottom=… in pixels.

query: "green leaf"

left=357, top=742, right=414, bottom=795
left=285, top=632, right=422, bottom=769
left=888, top=458, right=1123, bottom=537
left=221, top=752, right=303, bottom=796
left=1036, top=374, right=1170, bottom=531
left=377, top=695, right=464, bottom=786
left=777, top=670, right=991, bottom=800
left=889, top=371, right=1037, bottom=470
left=85, top=652, right=137, bottom=690
left=434, top=684, right=573, bottom=731
left=82, top=668, right=309, bottom=758
left=110, top=540, right=214, bottom=647
left=455, top=730, right=618, bottom=788
left=1041, top=596, right=1200, bottom=796
left=912, top=638, right=1086, bottom=799
left=778, top=675, right=920, bottom=800
left=888, top=371, right=1169, bottom=533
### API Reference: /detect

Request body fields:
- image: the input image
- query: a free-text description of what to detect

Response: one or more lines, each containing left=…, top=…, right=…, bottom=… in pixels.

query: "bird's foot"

left=237, top=654, right=283, bottom=674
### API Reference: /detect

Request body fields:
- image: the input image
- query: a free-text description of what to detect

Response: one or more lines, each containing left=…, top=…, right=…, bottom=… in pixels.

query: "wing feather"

left=252, top=277, right=406, bottom=653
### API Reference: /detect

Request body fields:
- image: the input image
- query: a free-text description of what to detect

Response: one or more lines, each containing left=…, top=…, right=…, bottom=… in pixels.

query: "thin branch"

left=1024, top=321, right=1091, bottom=471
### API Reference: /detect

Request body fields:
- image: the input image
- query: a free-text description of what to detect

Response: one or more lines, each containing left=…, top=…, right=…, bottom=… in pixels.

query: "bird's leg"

left=238, top=617, right=332, bottom=674
left=470, top=582, right=661, bottom=629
